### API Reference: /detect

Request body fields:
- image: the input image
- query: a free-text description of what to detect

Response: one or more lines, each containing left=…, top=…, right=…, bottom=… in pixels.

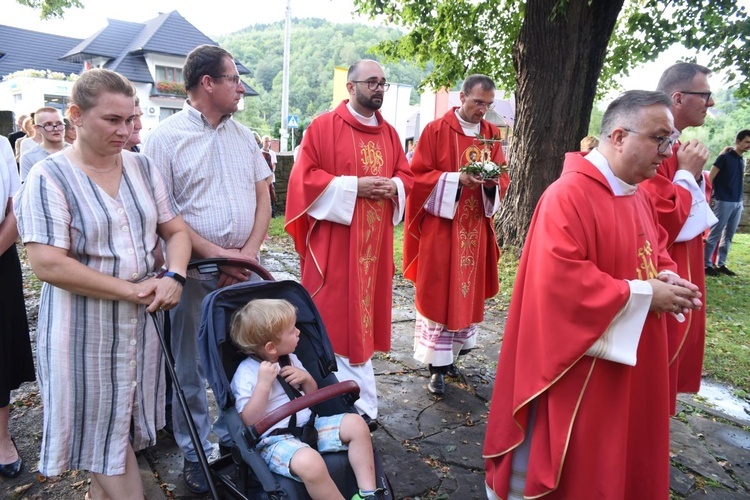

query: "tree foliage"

left=15, top=0, right=82, bottom=19
left=354, top=0, right=750, bottom=248
left=217, top=19, right=432, bottom=136
left=681, top=89, right=750, bottom=163
left=354, top=0, right=750, bottom=97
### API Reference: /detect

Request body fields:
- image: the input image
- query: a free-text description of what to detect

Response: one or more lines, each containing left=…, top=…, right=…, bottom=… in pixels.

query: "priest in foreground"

left=483, top=90, right=703, bottom=500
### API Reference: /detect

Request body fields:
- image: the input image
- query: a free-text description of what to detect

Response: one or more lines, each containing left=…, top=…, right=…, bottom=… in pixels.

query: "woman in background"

left=0, top=135, right=35, bottom=479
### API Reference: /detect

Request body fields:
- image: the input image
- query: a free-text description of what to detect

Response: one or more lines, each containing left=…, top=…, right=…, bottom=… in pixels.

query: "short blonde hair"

left=580, top=135, right=599, bottom=152
left=21, top=117, right=35, bottom=135
left=230, top=299, right=297, bottom=355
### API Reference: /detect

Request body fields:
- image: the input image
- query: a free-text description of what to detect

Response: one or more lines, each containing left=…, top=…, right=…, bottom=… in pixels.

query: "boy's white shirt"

left=230, top=353, right=313, bottom=437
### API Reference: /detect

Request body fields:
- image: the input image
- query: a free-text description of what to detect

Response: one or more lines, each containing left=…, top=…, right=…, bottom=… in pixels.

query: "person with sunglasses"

left=19, top=107, right=69, bottom=182
left=640, top=62, right=717, bottom=416
left=403, top=74, right=510, bottom=396
left=285, top=60, right=414, bottom=430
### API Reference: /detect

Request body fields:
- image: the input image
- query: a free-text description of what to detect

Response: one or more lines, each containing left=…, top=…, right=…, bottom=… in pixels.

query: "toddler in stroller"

left=229, top=298, right=379, bottom=500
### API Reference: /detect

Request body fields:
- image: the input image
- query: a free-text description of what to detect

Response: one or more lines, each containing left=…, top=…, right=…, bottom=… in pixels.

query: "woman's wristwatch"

left=157, top=269, right=186, bottom=286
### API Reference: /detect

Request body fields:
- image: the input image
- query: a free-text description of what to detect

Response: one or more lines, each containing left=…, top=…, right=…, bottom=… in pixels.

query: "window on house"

left=156, top=66, right=183, bottom=83
left=44, top=95, right=68, bottom=112
left=159, top=108, right=180, bottom=121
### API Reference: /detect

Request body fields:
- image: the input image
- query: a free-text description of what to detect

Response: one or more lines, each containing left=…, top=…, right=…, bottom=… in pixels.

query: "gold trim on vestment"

left=483, top=351, right=598, bottom=499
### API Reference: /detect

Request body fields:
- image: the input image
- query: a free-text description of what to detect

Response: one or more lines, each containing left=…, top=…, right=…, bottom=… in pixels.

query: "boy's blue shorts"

left=258, top=413, right=348, bottom=480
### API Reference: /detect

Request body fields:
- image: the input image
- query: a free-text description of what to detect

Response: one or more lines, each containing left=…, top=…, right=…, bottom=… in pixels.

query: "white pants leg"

left=333, top=355, right=378, bottom=419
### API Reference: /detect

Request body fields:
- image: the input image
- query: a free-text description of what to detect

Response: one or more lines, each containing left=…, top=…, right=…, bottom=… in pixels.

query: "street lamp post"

left=279, top=0, right=291, bottom=152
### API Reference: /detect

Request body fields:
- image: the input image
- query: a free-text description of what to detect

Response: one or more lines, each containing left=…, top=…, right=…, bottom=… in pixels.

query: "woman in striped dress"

left=14, top=69, right=191, bottom=500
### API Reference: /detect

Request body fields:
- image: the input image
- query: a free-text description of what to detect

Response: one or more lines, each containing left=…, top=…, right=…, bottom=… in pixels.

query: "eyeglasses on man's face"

left=675, top=90, right=712, bottom=103
left=212, top=74, right=241, bottom=85
left=350, top=80, right=391, bottom=91
left=622, top=128, right=675, bottom=154
left=469, top=98, right=495, bottom=110
left=37, top=122, right=65, bottom=132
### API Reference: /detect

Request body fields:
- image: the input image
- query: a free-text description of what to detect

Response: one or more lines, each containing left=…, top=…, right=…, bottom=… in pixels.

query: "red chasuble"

left=640, top=146, right=707, bottom=410
left=484, top=153, right=674, bottom=500
left=403, top=108, right=509, bottom=329
left=285, top=101, right=414, bottom=365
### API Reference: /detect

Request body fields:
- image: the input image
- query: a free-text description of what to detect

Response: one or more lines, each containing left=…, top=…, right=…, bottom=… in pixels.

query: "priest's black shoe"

left=428, top=373, right=446, bottom=395
left=718, top=265, right=737, bottom=276
left=446, top=364, right=460, bottom=378
left=0, top=438, right=22, bottom=478
left=361, top=414, right=379, bottom=432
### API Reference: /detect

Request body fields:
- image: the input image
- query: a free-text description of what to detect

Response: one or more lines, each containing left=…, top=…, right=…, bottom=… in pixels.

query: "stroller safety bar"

left=249, top=380, right=361, bottom=441
left=188, top=257, right=275, bottom=281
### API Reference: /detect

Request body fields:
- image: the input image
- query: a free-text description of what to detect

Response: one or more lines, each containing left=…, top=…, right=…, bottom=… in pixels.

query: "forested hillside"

left=218, top=18, right=431, bottom=140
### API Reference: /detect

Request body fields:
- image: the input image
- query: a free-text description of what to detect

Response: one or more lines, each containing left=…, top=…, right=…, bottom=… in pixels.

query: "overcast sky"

left=0, top=0, right=743, bottom=94
left=0, top=0, right=362, bottom=39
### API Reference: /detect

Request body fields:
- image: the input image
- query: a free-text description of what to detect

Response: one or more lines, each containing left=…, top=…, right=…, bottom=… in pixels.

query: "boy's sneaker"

left=718, top=265, right=737, bottom=276
left=352, top=488, right=383, bottom=499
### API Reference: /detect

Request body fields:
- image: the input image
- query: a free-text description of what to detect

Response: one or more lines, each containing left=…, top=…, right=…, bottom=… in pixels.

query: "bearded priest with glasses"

left=285, top=59, right=414, bottom=429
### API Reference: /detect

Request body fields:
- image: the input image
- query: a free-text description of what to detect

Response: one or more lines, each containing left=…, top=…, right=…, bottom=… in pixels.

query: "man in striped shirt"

left=143, top=44, right=271, bottom=495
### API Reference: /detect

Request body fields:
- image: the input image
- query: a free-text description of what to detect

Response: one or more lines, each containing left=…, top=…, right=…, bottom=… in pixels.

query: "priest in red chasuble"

left=484, top=91, right=703, bottom=500
left=403, top=74, right=510, bottom=396
left=285, top=60, right=413, bottom=423
left=640, top=63, right=716, bottom=415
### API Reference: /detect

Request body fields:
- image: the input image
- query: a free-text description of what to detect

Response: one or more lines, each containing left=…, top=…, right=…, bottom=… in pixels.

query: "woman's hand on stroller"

left=279, top=365, right=318, bottom=394
left=136, top=276, right=184, bottom=313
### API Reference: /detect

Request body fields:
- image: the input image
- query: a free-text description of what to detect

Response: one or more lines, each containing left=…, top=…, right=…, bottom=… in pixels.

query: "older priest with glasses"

left=285, top=60, right=413, bottom=428
left=483, top=90, right=703, bottom=500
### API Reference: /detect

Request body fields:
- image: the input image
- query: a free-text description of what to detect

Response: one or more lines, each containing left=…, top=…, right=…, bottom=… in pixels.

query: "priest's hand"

left=459, top=172, right=485, bottom=189
left=676, top=140, right=709, bottom=178
left=358, top=176, right=396, bottom=199
left=648, top=277, right=703, bottom=315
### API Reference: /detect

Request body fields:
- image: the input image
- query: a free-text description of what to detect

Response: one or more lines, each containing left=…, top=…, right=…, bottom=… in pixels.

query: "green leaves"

left=15, top=0, right=83, bottom=20
left=354, top=0, right=750, bottom=97
left=354, top=0, right=522, bottom=92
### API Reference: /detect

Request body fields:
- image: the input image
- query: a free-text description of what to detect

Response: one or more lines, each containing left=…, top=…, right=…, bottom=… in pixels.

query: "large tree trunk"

left=497, top=0, right=624, bottom=251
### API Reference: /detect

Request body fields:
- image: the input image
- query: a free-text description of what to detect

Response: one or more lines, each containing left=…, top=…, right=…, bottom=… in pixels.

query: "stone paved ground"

left=4, top=243, right=750, bottom=499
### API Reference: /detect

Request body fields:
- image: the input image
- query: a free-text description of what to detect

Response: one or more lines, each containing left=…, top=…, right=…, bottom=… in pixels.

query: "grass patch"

left=267, top=215, right=288, bottom=238
left=393, top=223, right=404, bottom=275
left=703, top=233, right=750, bottom=392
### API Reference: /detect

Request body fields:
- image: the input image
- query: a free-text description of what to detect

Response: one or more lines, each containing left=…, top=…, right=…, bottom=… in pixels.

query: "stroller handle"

left=251, top=380, right=360, bottom=437
left=187, top=257, right=275, bottom=281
